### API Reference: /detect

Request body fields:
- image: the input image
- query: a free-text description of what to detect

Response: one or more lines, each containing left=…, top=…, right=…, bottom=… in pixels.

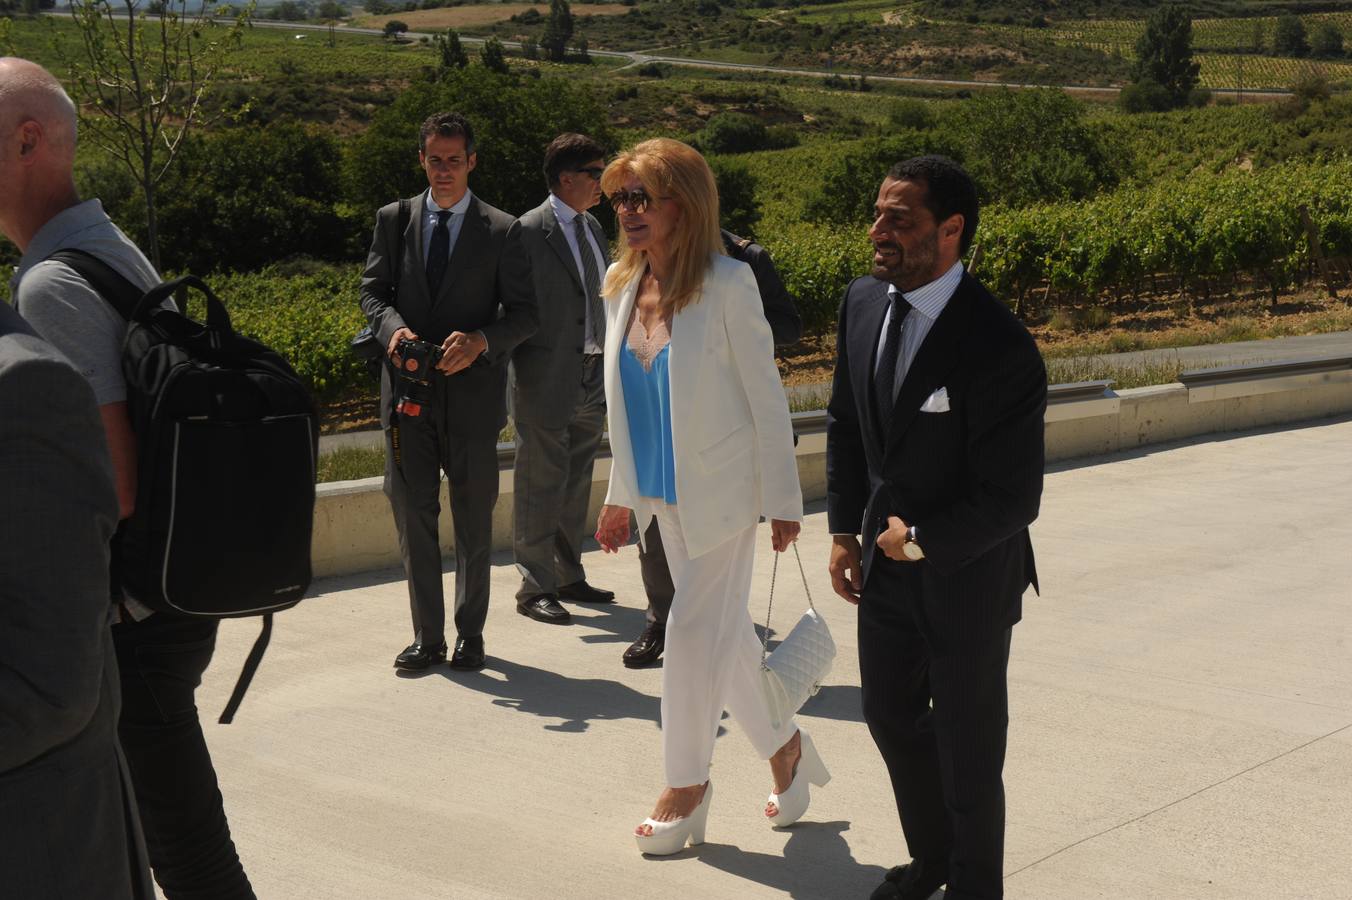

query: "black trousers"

left=858, top=561, right=1013, bottom=900
left=112, top=614, right=255, bottom=900
left=384, top=408, right=499, bottom=646
left=637, top=517, right=676, bottom=626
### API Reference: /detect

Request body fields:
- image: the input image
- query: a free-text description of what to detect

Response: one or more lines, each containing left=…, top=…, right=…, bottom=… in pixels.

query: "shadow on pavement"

left=651, top=820, right=888, bottom=898
left=799, top=684, right=865, bottom=725
left=437, top=657, right=662, bottom=733
left=569, top=598, right=652, bottom=647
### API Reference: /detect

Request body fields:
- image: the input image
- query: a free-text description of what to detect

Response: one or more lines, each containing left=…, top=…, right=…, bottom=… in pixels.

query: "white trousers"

left=640, top=499, right=799, bottom=787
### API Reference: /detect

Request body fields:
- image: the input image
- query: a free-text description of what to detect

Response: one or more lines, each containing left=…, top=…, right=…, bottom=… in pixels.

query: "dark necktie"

left=573, top=214, right=605, bottom=347
left=874, top=292, right=912, bottom=429
left=425, top=209, right=452, bottom=296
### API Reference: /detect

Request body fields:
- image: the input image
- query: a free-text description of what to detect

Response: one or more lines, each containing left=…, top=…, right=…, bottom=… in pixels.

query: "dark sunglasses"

left=574, top=166, right=605, bottom=181
left=608, top=188, right=669, bottom=214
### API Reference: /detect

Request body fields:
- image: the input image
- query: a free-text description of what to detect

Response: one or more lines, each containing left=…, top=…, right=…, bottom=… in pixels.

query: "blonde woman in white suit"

left=593, top=138, right=830, bottom=855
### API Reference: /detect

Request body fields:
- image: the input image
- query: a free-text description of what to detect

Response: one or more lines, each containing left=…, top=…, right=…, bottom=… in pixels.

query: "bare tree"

left=56, top=0, right=253, bottom=269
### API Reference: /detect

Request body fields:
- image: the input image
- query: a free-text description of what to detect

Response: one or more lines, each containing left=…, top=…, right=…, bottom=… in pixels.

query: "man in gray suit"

left=509, top=133, right=615, bottom=625
left=0, top=300, right=152, bottom=900
left=360, top=111, right=537, bottom=672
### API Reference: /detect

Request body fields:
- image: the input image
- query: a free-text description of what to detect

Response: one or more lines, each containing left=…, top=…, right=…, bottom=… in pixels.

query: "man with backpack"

left=0, top=57, right=256, bottom=899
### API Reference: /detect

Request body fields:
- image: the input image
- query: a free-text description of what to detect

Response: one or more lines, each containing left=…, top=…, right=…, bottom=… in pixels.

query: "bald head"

left=0, top=57, right=81, bottom=251
left=0, top=57, right=78, bottom=161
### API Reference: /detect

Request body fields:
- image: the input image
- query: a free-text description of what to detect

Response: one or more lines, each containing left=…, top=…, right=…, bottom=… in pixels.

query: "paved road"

left=198, top=414, right=1352, bottom=899
left=1079, top=329, right=1352, bottom=371
left=79, top=14, right=1286, bottom=98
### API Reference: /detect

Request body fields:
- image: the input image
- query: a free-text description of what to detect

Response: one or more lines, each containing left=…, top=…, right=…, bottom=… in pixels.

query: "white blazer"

left=603, top=253, right=803, bottom=559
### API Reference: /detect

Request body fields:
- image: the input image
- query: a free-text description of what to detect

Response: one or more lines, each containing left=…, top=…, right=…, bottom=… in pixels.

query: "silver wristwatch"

left=902, top=525, right=925, bottom=561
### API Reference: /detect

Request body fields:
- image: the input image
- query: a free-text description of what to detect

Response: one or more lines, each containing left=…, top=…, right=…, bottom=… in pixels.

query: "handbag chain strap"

left=760, top=541, right=815, bottom=664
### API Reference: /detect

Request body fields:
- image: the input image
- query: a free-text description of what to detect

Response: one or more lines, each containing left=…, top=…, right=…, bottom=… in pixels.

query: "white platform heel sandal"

left=635, top=782, right=712, bottom=856
left=766, top=730, right=829, bottom=827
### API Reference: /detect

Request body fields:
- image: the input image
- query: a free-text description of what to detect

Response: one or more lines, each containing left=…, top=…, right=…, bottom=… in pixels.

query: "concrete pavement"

left=194, top=415, right=1352, bottom=899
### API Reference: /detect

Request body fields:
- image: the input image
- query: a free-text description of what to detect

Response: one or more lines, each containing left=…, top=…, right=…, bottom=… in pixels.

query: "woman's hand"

left=595, top=504, right=633, bottom=553
left=769, top=519, right=801, bottom=553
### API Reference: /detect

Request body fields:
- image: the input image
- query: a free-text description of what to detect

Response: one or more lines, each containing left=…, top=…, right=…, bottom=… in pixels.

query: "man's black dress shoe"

left=557, top=580, right=615, bottom=604
left=870, top=858, right=948, bottom=900
left=622, top=623, right=665, bottom=668
left=517, top=595, right=571, bottom=624
left=449, top=635, right=485, bottom=671
left=394, top=640, right=447, bottom=670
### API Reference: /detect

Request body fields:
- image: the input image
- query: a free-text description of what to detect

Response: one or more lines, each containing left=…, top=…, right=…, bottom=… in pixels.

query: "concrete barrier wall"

left=311, top=366, right=1352, bottom=578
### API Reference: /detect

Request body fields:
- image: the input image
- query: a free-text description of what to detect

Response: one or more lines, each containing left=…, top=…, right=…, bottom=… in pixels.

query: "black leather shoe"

left=870, top=857, right=948, bottom=900
left=622, top=623, right=665, bottom=668
left=394, top=640, right=447, bottom=670
left=517, top=595, right=571, bottom=624
left=557, top=580, right=615, bottom=604
left=449, top=635, right=485, bottom=671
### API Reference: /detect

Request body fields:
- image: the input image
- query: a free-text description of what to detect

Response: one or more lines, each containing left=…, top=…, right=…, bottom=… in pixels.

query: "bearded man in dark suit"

left=825, top=156, right=1047, bottom=900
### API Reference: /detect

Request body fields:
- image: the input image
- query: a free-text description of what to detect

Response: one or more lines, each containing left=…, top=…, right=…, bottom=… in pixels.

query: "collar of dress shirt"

left=887, top=260, right=964, bottom=320
left=549, top=191, right=588, bottom=227
left=425, top=189, right=473, bottom=216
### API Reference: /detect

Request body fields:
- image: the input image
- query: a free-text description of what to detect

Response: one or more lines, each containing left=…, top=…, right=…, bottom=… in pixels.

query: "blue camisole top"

left=620, top=339, right=677, bottom=504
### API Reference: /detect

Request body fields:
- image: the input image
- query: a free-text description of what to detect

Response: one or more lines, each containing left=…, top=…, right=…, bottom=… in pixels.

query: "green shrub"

left=153, top=123, right=359, bottom=274
left=698, top=112, right=770, bottom=154
left=801, top=131, right=959, bottom=226
left=212, top=263, right=370, bottom=402
left=1119, top=79, right=1174, bottom=113
left=709, top=157, right=762, bottom=238
left=760, top=223, right=870, bottom=337
left=888, top=98, right=936, bottom=131
left=949, top=88, right=1117, bottom=208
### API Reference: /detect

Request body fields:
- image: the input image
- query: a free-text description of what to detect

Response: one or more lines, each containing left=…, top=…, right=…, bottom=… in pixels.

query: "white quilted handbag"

left=759, top=543, right=836, bottom=730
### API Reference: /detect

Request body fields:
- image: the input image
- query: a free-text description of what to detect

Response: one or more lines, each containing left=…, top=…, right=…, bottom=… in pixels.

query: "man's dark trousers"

left=385, top=371, right=500, bottom=646
left=113, top=614, right=255, bottom=900
left=858, top=560, right=1012, bottom=899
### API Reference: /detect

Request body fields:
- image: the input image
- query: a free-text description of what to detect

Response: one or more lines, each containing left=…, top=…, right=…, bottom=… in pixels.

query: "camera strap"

left=384, top=197, right=415, bottom=450
left=391, top=198, right=410, bottom=305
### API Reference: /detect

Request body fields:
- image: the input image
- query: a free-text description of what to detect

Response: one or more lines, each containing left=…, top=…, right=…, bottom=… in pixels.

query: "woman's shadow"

left=654, top=820, right=889, bottom=898
left=436, top=657, right=662, bottom=733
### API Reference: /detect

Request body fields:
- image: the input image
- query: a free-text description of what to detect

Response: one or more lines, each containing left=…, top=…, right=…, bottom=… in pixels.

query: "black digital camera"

left=394, top=338, right=443, bottom=417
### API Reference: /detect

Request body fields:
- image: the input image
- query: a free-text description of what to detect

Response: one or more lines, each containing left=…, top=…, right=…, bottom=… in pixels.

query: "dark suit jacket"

left=722, top=229, right=803, bottom=347
left=359, top=190, right=537, bottom=432
left=0, top=301, right=152, bottom=899
left=825, top=272, right=1046, bottom=648
left=510, top=197, right=611, bottom=428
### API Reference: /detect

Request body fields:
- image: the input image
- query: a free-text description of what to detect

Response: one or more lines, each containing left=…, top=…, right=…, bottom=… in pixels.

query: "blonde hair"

left=600, top=138, right=723, bottom=314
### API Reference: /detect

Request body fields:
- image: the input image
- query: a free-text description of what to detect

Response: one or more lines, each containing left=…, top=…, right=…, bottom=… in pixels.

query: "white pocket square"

left=920, top=387, right=950, bottom=413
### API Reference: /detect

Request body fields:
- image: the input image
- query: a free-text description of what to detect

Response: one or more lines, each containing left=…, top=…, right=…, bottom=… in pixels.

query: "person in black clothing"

left=622, top=228, right=803, bottom=668
left=826, top=156, right=1046, bottom=900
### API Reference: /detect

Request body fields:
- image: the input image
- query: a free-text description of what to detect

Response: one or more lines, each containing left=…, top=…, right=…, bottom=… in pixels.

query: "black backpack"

left=49, top=250, right=319, bottom=723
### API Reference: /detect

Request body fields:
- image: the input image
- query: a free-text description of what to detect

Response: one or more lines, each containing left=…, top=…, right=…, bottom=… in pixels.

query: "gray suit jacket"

left=359, top=189, right=538, bottom=432
left=510, top=197, right=611, bottom=428
left=0, top=301, right=152, bottom=899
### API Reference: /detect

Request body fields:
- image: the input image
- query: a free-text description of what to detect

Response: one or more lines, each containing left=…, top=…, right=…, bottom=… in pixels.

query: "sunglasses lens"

left=610, top=190, right=650, bottom=213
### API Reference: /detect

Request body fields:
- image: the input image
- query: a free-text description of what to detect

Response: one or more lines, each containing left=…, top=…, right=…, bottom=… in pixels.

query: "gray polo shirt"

left=12, top=200, right=160, bottom=621
left=11, top=199, right=160, bottom=406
